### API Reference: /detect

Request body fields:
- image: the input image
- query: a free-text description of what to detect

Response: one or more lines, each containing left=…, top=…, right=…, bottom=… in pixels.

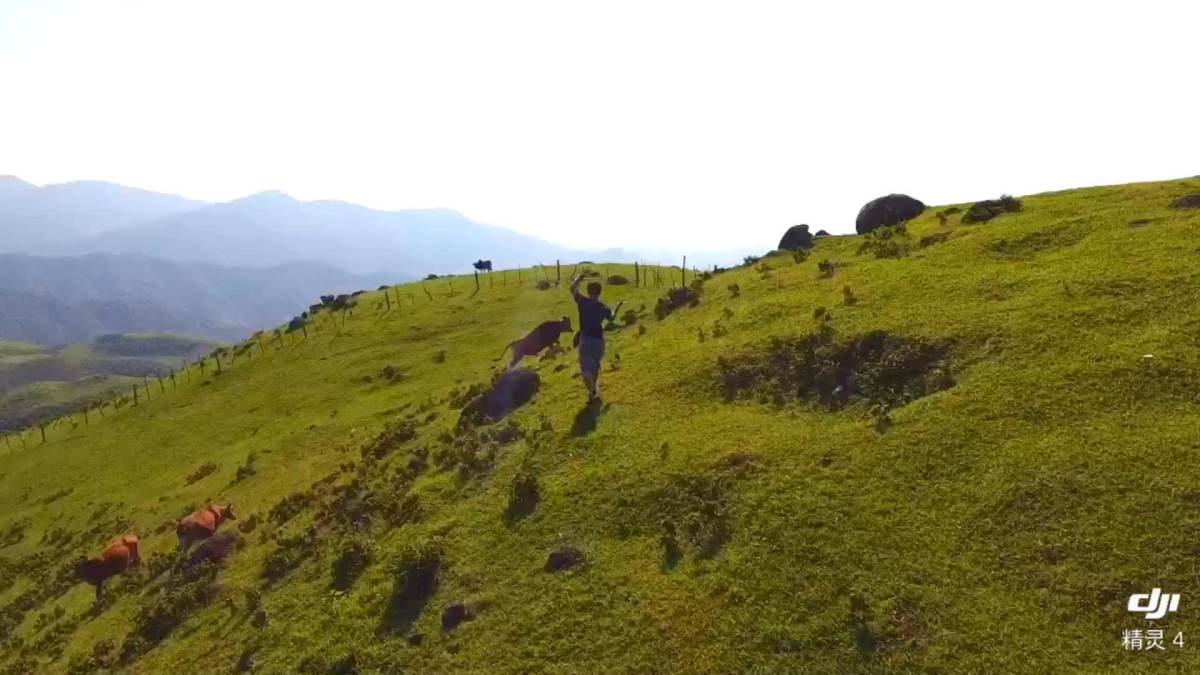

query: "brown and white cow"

left=176, top=503, right=237, bottom=550
left=75, top=534, right=141, bottom=601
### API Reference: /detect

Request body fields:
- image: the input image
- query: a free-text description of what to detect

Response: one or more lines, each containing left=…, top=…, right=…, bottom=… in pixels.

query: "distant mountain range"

left=0, top=253, right=384, bottom=344
left=0, top=175, right=205, bottom=251
left=0, top=175, right=754, bottom=346
left=1, top=177, right=580, bottom=275
left=0, top=176, right=590, bottom=344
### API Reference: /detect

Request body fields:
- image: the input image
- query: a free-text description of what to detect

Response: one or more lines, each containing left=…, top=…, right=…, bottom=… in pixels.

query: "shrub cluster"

left=717, top=330, right=954, bottom=410
left=963, top=195, right=1022, bottom=223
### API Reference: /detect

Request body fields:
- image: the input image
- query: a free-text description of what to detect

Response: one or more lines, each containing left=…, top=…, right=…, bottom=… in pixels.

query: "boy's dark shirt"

left=574, top=294, right=612, bottom=339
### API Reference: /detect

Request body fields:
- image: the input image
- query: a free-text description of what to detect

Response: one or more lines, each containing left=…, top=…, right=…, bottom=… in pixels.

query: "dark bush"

left=856, top=224, right=909, bottom=259
left=1169, top=194, right=1200, bottom=209
left=261, top=527, right=318, bottom=583
left=963, top=195, right=1023, bottom=224
left=535, top=279, right=552, bottom=291
left=919, top=232, right=950, bottom=248
left=653, top=475, right=731, bottom=560
left=120, top=562, right=219, bottom=661
left=233, top=453, right=258, bottom=484
left=717, top=331, right=955, bottom=411
left=545, top=546, right=585, bottom=572
left=817, top=260, right=836, bottom=279
left=442, top=602, right=470, bottom=631
left=380, top=541, right=443, bottom=633
left=360, top=421, right=417, bottom=460
left=654, top=287, right=701, bottom=320
left=505, top=469, right=540, bottom=522
left=607, top=275, right=630, bottom=285
left=184, top=463, right=219, bottom=486
left=268, top=492, right=315, bottom=526
left=621, top=309, right=639, bottom=326
left=843, top=286, right=858, bottom=306
left=331, top=539, right=373, bottom=591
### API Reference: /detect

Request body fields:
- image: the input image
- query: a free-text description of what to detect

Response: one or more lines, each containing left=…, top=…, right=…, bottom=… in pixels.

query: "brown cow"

left=75, top=534, right=141, bottom=601
left=494, top=317, right=573, bottom=370
left=176, top=503, right=237, bottom=550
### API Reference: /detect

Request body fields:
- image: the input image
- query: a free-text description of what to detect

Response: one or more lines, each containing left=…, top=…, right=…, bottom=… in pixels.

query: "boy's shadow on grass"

left=570, top=399, right=609, bottom=437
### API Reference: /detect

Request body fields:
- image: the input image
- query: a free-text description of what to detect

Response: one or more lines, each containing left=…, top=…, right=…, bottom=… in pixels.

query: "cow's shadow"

left=570, top=399, right=607, bottom=437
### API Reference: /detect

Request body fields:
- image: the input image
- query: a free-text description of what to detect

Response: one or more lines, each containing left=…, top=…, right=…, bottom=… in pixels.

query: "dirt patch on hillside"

left=716, top=331, right=954, bottom=410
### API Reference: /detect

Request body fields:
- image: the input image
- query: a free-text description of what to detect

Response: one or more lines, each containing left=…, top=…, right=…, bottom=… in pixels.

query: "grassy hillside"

left=0, top=335, right=217, bottom=432
left=2, top=178, right=1200, bottom=674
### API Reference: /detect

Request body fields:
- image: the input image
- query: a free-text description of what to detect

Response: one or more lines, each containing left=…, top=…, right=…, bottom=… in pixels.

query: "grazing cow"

left=473, top=260, right=493, bottom=272
left=75, top=534, right=141, bottom=601
left=495, top=317, right=573, bottom=370
left=176, top=503, right=237, bottom=550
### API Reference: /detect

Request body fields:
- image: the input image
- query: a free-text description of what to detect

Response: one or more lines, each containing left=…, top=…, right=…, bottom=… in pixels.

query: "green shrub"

left=331, top=539, right=374, bottom=591
left=380, top=541, right=443, bottom=633
left=963, top=195, right=1023, bottom=223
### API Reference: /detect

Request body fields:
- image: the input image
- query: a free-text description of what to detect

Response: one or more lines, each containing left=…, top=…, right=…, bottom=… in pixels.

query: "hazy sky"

left=1, top=1, right=1197, bottom=250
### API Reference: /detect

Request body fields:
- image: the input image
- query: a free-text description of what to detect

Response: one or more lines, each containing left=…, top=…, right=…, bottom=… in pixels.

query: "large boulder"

left=777, top=224, right=814, bottom=251
left=855, top=194, right=926, bottom=235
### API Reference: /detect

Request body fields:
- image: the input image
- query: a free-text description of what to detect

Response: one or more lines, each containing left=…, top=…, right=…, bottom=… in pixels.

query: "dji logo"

left=1128, top=589, right=1180, bottom=620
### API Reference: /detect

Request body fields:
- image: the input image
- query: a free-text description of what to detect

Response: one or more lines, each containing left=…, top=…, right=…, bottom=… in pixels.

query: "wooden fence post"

left=474, top=270, right=480, bottom=292
left=681, top=256, right=687, bottom=288
left=556, top=260, right=561, bottom=283
left=157, top=376, right=165, bottom=394
left=384, top=288, right=392, bottom=311
left=422, top=281, right=433, bottom=301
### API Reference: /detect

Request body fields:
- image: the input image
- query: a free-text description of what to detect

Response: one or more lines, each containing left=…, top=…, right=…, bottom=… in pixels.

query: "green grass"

left=2, top=178, right=1200, bottom=673
left=0, top=335, right=218, bottom=433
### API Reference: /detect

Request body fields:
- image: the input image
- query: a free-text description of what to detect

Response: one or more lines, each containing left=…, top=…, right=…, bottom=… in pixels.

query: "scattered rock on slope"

left=778, top=224, right=814, bottom=251
left=855, top=194, right=926, bottom=235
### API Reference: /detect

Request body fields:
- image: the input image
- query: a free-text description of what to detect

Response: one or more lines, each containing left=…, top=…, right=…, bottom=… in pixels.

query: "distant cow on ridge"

left=495, top=317, right=573, bottom=370
left=177, top=503, right=237, bottom=550
left=75, top=534, right=141, bottom=601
